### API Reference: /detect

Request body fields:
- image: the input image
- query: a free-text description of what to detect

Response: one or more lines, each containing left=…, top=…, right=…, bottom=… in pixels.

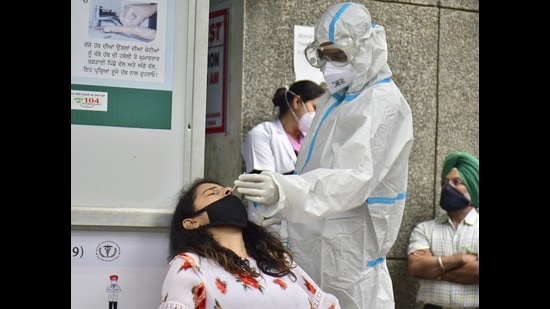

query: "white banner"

left=71, top=230, right=169, bottom=309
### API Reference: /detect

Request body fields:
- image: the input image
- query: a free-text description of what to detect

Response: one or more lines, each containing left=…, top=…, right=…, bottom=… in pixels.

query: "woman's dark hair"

left=272, top=80, right=325, bottom=118
left=169, top=177, right=296, bottom=279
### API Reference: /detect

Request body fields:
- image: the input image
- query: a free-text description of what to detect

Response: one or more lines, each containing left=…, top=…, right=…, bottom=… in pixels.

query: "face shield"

left=304, top=36, right=358, bottom=68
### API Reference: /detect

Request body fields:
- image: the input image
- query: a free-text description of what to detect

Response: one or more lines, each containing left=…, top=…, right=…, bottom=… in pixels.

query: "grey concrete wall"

left=205, top=1, right=479, bottom=308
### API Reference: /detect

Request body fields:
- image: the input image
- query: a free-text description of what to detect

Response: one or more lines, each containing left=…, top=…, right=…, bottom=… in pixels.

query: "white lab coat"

left=255, top=3, right=414, bottom=308
left=241, top=119, right=295, bottom=242
left=106, top=283, right=121, bottom=301
left=242, top=119, right=297, bottom=175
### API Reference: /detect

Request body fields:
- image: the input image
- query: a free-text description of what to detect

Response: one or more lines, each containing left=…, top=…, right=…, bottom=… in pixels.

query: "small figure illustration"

left=106, top=274, right=122, bottom=309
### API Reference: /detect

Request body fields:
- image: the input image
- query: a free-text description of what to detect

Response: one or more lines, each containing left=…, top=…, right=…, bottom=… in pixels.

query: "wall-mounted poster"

left=71, top=0, right=174, bottom=129
left=71, top=0, right=209, bottom=227
left=294, top=25, right=325, bottom=85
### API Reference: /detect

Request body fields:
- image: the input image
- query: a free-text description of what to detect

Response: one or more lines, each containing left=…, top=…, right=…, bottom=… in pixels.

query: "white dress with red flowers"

left=158, top=252, right=341, bottom=309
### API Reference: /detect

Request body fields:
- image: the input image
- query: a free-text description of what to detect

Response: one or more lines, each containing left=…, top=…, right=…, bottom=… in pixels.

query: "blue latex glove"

left=234, top=173, right=279, bottom=206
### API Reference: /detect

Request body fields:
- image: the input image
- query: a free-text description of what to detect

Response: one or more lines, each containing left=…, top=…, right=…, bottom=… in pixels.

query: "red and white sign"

left=206, top=5, right=229, bottom=134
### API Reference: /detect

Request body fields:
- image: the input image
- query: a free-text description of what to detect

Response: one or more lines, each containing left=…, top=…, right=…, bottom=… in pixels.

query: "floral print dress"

left=158, top=252, right=340, bottom=309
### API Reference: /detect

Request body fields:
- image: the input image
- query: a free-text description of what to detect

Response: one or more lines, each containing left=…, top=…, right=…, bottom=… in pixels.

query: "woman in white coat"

left=241, top=80, right=325, bottom=245
left=235, top=3, right=414, bottom=308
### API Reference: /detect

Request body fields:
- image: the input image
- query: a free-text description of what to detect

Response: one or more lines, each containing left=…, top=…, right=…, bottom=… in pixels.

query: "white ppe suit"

left=254, top=3, right=414, bottom=309
left=241, top=118, right=295, bottom=242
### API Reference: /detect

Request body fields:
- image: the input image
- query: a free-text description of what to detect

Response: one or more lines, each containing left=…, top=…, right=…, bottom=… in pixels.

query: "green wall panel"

left=71, top=84, right=172, bottom=130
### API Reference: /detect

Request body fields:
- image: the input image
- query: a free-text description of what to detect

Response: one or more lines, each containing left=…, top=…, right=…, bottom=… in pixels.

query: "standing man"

left=234, top=2, right=414, bottom=308
left=407, top=151, right=479, bottom=309
left=106, top=274, right=122, bottom=309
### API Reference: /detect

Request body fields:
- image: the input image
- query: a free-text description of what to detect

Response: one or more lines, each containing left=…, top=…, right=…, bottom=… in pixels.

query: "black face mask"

left=188, top=194, right=248, bottom=228
left=439, top=184, right=470, bottom=212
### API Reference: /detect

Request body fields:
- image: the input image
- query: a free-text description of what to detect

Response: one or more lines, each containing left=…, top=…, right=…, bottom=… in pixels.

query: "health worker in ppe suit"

left=234, top=2, right=414, bottom=309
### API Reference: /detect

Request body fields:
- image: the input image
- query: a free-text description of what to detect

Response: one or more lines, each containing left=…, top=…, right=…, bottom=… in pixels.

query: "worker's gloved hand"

left=261, top=217, right=282, bottom=229
left=234, top=173, right=279, bottom=206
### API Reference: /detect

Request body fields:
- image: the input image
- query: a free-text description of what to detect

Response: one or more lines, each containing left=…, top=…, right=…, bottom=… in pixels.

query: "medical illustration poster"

left=71, top=230, right=169, bottom=309
left=71, top=0, right=176, bottom=129
left=72, top=0, right=166, bottom=82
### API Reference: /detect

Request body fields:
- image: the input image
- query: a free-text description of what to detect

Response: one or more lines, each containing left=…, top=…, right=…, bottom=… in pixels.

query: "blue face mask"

left=439, top=184, right=470, bottom=212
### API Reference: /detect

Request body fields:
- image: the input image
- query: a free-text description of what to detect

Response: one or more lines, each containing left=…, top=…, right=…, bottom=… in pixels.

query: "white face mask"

left=285, top=89, right=315, bottom=135
left=298, top=111, right=315, bottom=136
left=321, top=62, right=357, bottom=93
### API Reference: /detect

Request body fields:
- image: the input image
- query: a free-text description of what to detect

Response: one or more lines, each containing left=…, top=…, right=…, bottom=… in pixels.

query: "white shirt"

left=158, top=252, right=341, bottom=309
left=242, top=119, right=296, bottom=175
left=408, top=209, right=479, bottom=308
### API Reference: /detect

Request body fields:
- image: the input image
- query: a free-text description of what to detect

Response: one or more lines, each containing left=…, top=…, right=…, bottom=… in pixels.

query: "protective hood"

left=313, top=2, right=392, bottom=93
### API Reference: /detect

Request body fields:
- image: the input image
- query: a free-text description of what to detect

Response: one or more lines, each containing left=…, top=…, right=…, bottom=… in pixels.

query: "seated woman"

left=158, top=177, right=341, bottom=309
